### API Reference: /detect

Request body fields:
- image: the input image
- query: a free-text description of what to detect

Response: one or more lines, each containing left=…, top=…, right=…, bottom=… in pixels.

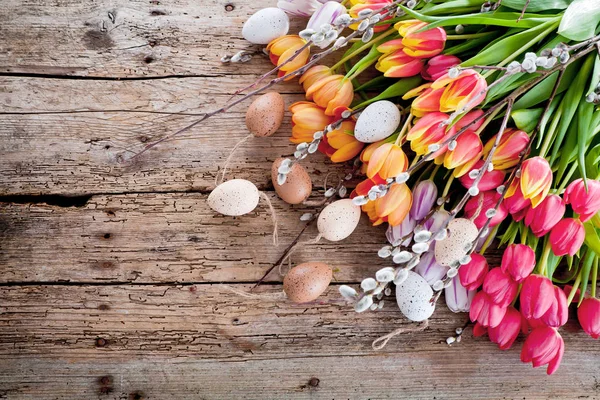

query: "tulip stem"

left=537, top=239, right=552, bottom=277
left=591, top=257, right=598, bottom=298
left=394, top=113, right=414, bottom=145
left=556, top=161, right=578, bottom=193
left=567, top=272, right=582, bottom=305
left=442, top=174, right=455, bottom=198
left=479, top=225, right=499, bottom=255
left=429, top=163, right=442, bottom=181
left=446, top=33, right=498, bottom=40
left=520, top=225, right=529, bottom=245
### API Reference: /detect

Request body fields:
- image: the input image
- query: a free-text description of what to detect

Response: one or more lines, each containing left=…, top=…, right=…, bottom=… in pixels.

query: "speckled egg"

left=434, top=218, right=479, bottom=267
left=395, top=271, right=436, bottom=322
left=207, top=179, right=260, bottom=216
left=283, top=262, right=332, bottom=303
left=317, top=199, right=361, bottom=242
left=354, top=100, right=401, bottom=143
left=246, top=92, right=285, bottom=137
left=242, top=8, right=290, bottom=45
left=271, top=158, right=312, bottom=205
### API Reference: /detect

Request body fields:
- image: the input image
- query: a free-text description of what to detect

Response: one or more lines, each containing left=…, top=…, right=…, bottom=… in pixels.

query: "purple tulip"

left=423, top=209, right=450, bottom=234
left=415, top=251, right=449, bottom=286
left=386, top=215, right=415, bottom=247
left=306, top=1, right=347, bottom=31
left=445, top=276, right=475, bottom=313
left=410, top=180, right=438, bottom=221
left=277, top=0, right=324, bottom=17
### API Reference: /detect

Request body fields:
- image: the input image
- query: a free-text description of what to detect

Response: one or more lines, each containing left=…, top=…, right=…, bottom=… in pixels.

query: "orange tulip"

left=395, top=20, right=446, bottom=59
left=289, top=101, right=332, bottom=144
left=443, top=131, right=483, bottom=177
left=505, top=156, right=552, bottom=208
left=321, top=120, right=364, bottom=163
left=299, top=65, right=332, bottom=93
left=267, top=35, right=310, bottom=80
left=431, top=69, right=488, bottom=113
left=366, top=143, right=409, bottom=181
left=305, top=74, right=354, bottom=116
left=404, top=83, right=444, bottom=117
left=375, top=183, right=413, bottom=226
left=483, top=128, right=530, bottom=170
left=376, top=48, right=425, bottom=78
left=406, top=112, right=455, bottom=156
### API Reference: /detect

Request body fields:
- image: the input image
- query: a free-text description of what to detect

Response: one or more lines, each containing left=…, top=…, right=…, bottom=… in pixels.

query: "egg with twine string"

left=317, top=199, right=361, bottom=241
left=242, top=8, right=290, bottom=45
left=354, top=100, right=401, bottom=143
left=208, top=179, right=260, bottom=216
left=434, top=218, right=479, bottom=267
left=246, top=92, right=285, bottom=137
left=396, top=270, right=436, bottom=322
left=271, top=158, right=312, bottom=205
left=283, top=262, right=332, bottom=303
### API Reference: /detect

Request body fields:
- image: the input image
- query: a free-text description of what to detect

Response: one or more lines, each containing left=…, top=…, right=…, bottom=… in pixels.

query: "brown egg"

left=271, top=158, right=312, bottom=205
left=246, top=92, right=285, bottom=137
left=283, top=262, right=332, bottom=303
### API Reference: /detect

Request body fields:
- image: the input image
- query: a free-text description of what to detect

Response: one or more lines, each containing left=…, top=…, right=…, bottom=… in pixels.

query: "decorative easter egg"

left=354, top=100, right=401, bottom=143
left=434, top=218, right=479, bottom=267
left=207, top=179, right=260, bottom=216
left=246, top=92, right=285, bottom=137
left=242, top=8, right=290, bottom=45
left=317, top=199, right=361, bottom=242
left=271, top=158, right=312, bottom=204
left=283, top=262, right=332, bottom=303
left=395, top=271, right=436, bottom=322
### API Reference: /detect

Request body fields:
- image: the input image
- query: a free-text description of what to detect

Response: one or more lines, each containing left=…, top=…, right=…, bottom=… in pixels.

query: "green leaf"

left=513, top=61, right=580, bottom=110
left=512, top=108, right=543, bottom=132
left=421, top=0, right=488, bottom=15
left=353, top=76, right=422, bottom=109
left=584, top=221, right=600, bottom=257
left=578, top=250, right=595, bottom=305
left=501, top=0, right=573, bottom=11
left=558, top=0, right=600, bottom=41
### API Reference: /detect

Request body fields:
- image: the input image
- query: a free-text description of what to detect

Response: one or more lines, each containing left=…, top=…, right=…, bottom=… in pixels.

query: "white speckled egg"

left=395, top=271, right=435, bottom=322
left=434, top=218, right=478, bottom=267
left=207, top=179, right=260, bottom=216
left=317, top=199, right=361, bottom=242
left=242, top=8, right=290, bottom=45
left=354, top=100, right=401, bottom=143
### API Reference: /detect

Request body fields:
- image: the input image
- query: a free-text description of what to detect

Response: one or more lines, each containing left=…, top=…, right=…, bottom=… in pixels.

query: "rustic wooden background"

left=0, top=0, right=598, bottom=398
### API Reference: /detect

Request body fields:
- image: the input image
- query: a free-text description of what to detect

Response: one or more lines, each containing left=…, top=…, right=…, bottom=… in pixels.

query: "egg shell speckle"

left=354, top=100, right=401, bottom=143
left=283, top=262, right=332, bottom=303
left=271, top=158, right=312, bottom=205
left=434, top=218, right=479, bottom=267
left=395, top=271, right=436, bottom=322
left=317, top=199, right=361, bottom=242
left=242, top=8, right=289, bottom=45
left=246, top=92, right=285, bottom=137
left=207, top=179, right=260, bottom=216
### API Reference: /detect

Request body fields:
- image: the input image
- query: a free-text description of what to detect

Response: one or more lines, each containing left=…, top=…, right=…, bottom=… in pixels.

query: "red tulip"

left=524, top=194, right=565, bottom=237
left=578, top=297, right=600, bottom=339
left=488, top=306, right=525, bottom=350
left=395, top=20, right=447, bottom=58
left=500, top=244, right=536, bottom=283
left=443, top=131, right=483, bottom=178
left=470, top=291, right=507, bottom=328
left=430, top=69, right=487, bottom=113
left=407, top=112, right=455, bottom=156
left=459, top=160, right=506, bottom=192
left=375, top=47, right=425, bottom=78
left=404, top=84, right=444, bottom=117
left=459, top=253, right=489, bottom=291
left=549, top=218, right=585, bottom=256
left=503, top=182, right=531, bottom=218
left=483, top=128, right=530, bottom=170
left=463, top=191, right=508, bottom=229
left=473, top=322, right=487, bottom=337
left=483, top=267, right=519, bottom=308
left=521, top=326, right=564, bottom=375
left=422, top=55, right=461, bottom=81
left=505, top=157, right=552, bottom=208
left=520, top=275, right=555, bottom=320
left=564, top=178, right=600, bottom=222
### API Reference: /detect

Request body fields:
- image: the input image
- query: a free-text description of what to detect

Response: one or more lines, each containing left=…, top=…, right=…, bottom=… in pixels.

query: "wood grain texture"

left=0, top=285, right=598, bottom=399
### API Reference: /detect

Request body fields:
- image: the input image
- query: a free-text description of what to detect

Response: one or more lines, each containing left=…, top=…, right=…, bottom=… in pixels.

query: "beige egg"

left=317, top=199, right=362, bottom=242
left=283, top=262, right=332, bottom=303
left=207, top=179, right=260, bottom=216
left=434, top=218, right=478, bottom=267
left=271, top=158, right=312, bottom=205
left=246, top=92, right=285, bottom=137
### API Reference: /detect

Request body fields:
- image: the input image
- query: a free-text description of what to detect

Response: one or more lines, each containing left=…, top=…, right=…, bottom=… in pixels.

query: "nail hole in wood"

left=143, top=55, right=154, bottom=64
left=95, top=338, right=107, bottom=347
left=225, top=3, right=235, bottom=11
left=308, top=377, right=320, bottom=387
left=103, top=233, right=111, bottom=239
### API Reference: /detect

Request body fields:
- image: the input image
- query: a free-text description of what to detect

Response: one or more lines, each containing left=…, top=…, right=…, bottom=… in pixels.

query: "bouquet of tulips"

left=142, top=0, right=600, bottom=375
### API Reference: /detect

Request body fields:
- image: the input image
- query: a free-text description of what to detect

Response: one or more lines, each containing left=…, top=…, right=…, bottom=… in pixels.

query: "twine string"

left=372, top=320, right=429, bottom=351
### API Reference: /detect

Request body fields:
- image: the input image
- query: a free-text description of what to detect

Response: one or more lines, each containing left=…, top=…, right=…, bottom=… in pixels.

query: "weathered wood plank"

left=0, top=0, right=300, bottom=78
left=0, top=76, right=357, bottom=195
left=0, top=284, right=597, bottom=399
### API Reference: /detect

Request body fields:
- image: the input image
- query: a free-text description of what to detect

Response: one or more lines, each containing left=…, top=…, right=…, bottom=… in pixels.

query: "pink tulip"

left=505, top=156, right=552, bottom=208
left=463, top=191, right=508, bottom=229
left=541, top=286, right=569, bottom=328
left=500, top=244, right=536, bottom=283
left=445, top=276, right=475, bottom=313
left=454, top=109, right=486, bottom=133
left=395, top=20, right=447, bottom=59
left=421, top=55, right=461, bottom=81
left=488, top=306, right=525, bottom=350
left=483, top=128, right=530, bottom=170
left=549, top=218, right=585, bottom=256
left=483, top=267, right=519, bottom=308
left=443, top=131, right=483, bottom=178
left=564, top=178, right=600, bottom=222
left=430, top=69, right=487, bottom=113
left=521, top=326, right=564, bottom=375
left=470, top=291, right=507, bottom=328
left=577, top=297, right=600, bottom=339
left=524, top=194, right=565, bottom=237
left=407, top=112, right=455, bottom=156
left=458, top=253, right=488, bottom=291
left=503, top=182, right=531, bottom=219
left=459, top=160, right=506, bottom=192
left=520, top=275, right=555, bottom=320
